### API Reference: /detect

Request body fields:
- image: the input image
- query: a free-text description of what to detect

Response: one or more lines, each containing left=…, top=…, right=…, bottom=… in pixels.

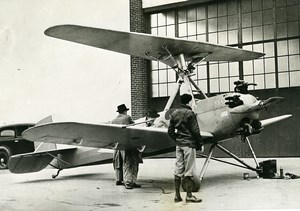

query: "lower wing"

left=22, top=122, right=213, bottom=155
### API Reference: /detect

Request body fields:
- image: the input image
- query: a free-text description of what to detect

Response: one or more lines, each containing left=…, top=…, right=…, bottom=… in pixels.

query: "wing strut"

left=197, top=142, right=262, bottom=184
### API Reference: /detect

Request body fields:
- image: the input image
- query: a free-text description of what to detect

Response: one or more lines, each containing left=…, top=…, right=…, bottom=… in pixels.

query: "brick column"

left=130, top=0, right=149, bottom=119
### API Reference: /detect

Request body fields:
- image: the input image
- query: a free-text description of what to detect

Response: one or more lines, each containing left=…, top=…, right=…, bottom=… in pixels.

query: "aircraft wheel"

left=0, top=146, right=12, bottom=169
left=181, top=175, right=201, bottom=192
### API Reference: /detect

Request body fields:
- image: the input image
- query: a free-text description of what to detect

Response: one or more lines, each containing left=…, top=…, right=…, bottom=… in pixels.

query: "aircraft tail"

left=8, top=148, right=76, bottom=174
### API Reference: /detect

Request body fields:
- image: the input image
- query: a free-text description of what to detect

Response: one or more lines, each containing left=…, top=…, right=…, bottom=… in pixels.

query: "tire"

left=0, top=146, right=12, bottom=170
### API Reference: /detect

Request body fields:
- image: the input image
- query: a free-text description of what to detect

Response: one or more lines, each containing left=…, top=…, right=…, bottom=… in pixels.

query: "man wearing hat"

left=145, top=109, right=160, bottom=127
left=111, top=104, right=141, bottom=189
left=168, top=94, right=203, bottom=203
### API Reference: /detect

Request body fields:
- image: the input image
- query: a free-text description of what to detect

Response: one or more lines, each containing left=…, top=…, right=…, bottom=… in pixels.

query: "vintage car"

left=0, top=123, right=35, bottom=169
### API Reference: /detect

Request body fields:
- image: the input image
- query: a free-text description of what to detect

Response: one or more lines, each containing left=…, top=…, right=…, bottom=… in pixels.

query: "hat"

left=181, top=94, right=192, bottom=104
left=117, top=104, right=129, bottom=113
left=146, top=109, right=160, bottom=118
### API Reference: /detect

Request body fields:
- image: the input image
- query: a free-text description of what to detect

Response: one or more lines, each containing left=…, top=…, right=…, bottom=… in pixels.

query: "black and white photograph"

left=1, top=0, right=300, bottom=210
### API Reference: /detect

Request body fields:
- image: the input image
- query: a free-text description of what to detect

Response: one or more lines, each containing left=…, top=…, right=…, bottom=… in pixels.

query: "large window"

left=150, top=0, right=300, bottom=97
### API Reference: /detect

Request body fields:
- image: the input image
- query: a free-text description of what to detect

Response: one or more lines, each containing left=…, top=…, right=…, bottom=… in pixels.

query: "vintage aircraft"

left=8, top=25, right=291, bottom=189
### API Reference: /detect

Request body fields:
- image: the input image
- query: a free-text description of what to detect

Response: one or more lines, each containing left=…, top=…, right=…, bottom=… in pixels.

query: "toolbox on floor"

left=258, top=159, right=277, bottom=179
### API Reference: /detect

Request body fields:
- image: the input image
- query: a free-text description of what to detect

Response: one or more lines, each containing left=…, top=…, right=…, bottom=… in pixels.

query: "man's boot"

left=185, top=176, right=202, bottom=203
left=174, top=176, right=182, bottom=203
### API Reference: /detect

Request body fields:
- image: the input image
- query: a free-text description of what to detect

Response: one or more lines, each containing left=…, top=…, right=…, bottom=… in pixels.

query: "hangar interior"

left=130, top=0, right=300, bottom=157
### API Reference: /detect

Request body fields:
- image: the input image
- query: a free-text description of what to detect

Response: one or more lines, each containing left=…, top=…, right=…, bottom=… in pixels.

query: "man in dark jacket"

left=168, top=94, right=203, bottom=203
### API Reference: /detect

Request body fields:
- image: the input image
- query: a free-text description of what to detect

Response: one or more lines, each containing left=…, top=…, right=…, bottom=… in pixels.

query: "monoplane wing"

left=8, top=147, right=77, bottom=173
left=260, top=114, right=292, bottom=127
left=44, top=25, right=264, bottom=63
left=22, top=122, right=213, bottom=155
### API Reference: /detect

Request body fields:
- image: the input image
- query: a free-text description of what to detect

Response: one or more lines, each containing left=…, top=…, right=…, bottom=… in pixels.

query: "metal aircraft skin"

left=8, top=25, right=291, bottom=183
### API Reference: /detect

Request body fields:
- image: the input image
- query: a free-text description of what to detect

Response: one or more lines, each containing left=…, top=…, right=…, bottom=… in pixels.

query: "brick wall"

left=130, top=0, right=149, bottom=119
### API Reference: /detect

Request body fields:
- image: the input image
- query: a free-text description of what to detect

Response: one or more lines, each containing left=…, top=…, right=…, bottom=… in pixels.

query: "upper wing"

left=44, top=25, right=264, bottom=62
left=22, top=122, right=213, bottom=155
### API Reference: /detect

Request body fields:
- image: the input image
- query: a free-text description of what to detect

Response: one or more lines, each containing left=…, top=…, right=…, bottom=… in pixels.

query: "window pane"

left=151, top=14, right=158, bottom=27
left=219, top=63, right=229, bottom=77
left=152, top=71, right=159, bottom=83
left=228, top=15, right=238, bottom=29
left=151, top=27, right=158, bottom=35
left=289, top=39, right=300, bottom=54
left=167, top=25, right=175, bottom=37
left=209, top=33, right=218, bottom=44
left=252, top=11, right=263, bottom=26
left=263, top=9, right=273, bottom=25
left=279, top=72, right=290, bottom=87
left=288, top=21, right=299, bottom=37
left=287, top=5, right=299, bottom=21
left=266, top=73, right=276, bottom=88
left=178, top=23, right=187, bottom=37
left=157, top=26, right=167, bottom=36
left=197, top=34, right=207, bottom=42
left=277, top=23, right=288, bottom=38
left=157, top=13, right=166, bottom=26
left=277, top=40, right=288, bottom=56
left=151, top=61, right=158, bottom=70
left=187, top=8, right=197, bottom=21
left=254, top=59, right=264, bottom=74
left=264, top=25, right=274, bottom=40
left=241, top=0, right=251, bottom=13
left=290, top=55, right=300, bottom=71
left=276, top=7, right=287, bottom=23
left=242, top=28, right=252, bottom=42
left=159, top=69, right=167, bottom=83
left=178, top=10, right=186, bottom=23
left=197, top=7, right=206, bottom=20
left=228, top=1, right=238, bottom=15
left=197, top=20, right=206, bottom=34
left=228, top=30, right=238, bottom=44
left=197, top=65, right=207, bottom=79
left=255, top=75, right=265, bottom=89
left=210, top=64, right=218, bottom=78
left=229, top=62, right=239, bottom=76
left=252, top=0, right=263, bottom=11
left=244, top=75, right=254, bottom=84
left=197, top=79, right=208, bottom=93
left=253, top=26, right=263, bottom=41
left=265, top=58, right=275, bottom=73
left=218, top=17, right=228, bottom=31
left=208, top=18, right=218, bottom=32
left=253, top=43, right=264, bottom=53
left=208, top=4, right=217, bottom=18
left=290, top=71, right=300, bottom=86
left=218, top=1, right=227, bottom=16
left=244, top=60, right=253, bottom=75
left=188, top=22, right=197, bottom=35
left=152, top=84, right=159, bottom=97
left=242, top=13, right=252, bottom=28
left=159, top=83, right=168, bottom=96
left=166, top=12, right=175, bottom=24
left=218, top=31, right=228, bottom=45
left=220, top=78, right=229, bottom=92
left=210, top=78, right=219, bottom=93
left=264, top=42, right=274, bottom=57
left=278, top=56, right=289, bottom=72
left=263, top=0, right=273, bottom=9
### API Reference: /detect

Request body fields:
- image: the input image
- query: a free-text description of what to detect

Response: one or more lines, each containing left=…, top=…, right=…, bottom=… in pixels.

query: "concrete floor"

left=1, top=158, right=300, bottom=211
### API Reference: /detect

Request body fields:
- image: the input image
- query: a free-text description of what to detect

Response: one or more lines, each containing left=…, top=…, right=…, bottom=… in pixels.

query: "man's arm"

left=168, top=118, right=177, bottom=141
left=188, top=113, right=203, bottom=146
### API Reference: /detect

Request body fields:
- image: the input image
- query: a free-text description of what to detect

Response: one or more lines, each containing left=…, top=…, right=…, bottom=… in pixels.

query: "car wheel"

left=0, top=146, right=12, bottom=169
